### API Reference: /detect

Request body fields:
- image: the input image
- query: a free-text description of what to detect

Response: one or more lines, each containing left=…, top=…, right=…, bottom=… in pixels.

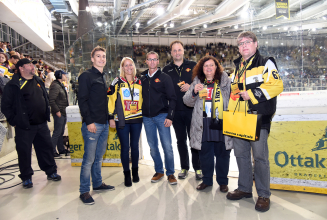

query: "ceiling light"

left=263, top=26, right=267, bottom=30
left=203, top=24, right=207, bottom=28
left=323, top=16, right=327, bottom=20
left=104, top=22, right=108, bottom=26
left=184, top=10, right=190, bottom=15
left=96, top=22, right=103, bottom=27
left=281, top=43, right=284, bottom=45
left=194, top=10, right=197, bottom=15
left=170, top=22, right=174, bottom=28
left=266, top=41, right=268, bottom=44
left=157, top=7, right=164, bottom=15
left=283, top=27, right=288, bottom=30
left=234, top=25, right=238, bottom=29
left=86, top=6, right=90, bottom=12
left=312, top=28, right=316, bottom=31
left=136, top=22, right=140, bottom=28
left=164, top=23, right=167, bottom=27
left=294, top=26, right=299, bottom=31
left=91, top=6, right=99, bottom=13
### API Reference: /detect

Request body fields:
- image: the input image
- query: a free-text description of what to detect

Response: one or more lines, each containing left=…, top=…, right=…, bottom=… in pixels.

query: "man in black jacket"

left=141, top=51, right=177, bottom=185
left=49, top=70, right=69, bottom=157
left=1, top=58, right=61, bottom=189
left=162, top=40, right=202, bottom=180
left=78, top=46, right=114, bottom=205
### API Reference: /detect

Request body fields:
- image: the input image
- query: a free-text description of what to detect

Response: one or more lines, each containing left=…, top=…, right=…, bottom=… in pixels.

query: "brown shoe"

left=167, top=175, right=177, bottom=185
left=196, top=182, right=212, bottom=190
left=219, top=185, right=228, bottom=193
left=255, top=197, right=270, bottom=212
left=226, top=189, right=253, bottom=200
left=151, top=173, right=164, bottom=183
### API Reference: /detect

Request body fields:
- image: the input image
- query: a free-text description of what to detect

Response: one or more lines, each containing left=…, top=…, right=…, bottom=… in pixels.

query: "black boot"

left=124, top=170, right=132, bottom=187
left=132, top=167, right=139, bottom=183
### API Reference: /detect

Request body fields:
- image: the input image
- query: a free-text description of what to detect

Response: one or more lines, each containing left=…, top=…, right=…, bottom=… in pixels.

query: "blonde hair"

left=120, top=57, right=136, bottom=78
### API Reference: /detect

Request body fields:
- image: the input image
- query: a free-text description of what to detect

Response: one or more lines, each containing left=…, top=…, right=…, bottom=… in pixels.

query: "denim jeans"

left=79, top=122, right=109, bottom=194
left=115, top=122, right=142, bottom=171
left=233, top=129, right=271, bottom=198
left=199, top=141, right=230, bottom=186
left=143, top=113, right=175, bottom=176
left=51, top=114, right=66, bottom=153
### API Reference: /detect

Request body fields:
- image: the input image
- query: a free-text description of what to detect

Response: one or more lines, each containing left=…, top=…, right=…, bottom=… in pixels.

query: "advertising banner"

left=269, top=119, right=327, bottom=194
left=275, top=0, right=290, bottom=19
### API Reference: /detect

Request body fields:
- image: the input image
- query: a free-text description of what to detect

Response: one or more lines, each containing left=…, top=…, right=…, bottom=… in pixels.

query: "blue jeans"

left=79, top=122, right=109, bottom=194
left=199, top=141, right=231, bottom=186
left=115, top=122, right=142, bottom=171
left=233, top=129, right=271, bottom=198
left=143, top=113, right=175, bottom=176
left=51, top=114, right=66, bottom=154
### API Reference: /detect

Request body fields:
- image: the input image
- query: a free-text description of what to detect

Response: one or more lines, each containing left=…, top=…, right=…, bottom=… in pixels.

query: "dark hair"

left=10, top=55, right=19, bottom=60
left=170, top=40, right=183, bottom=50
left=48, top=67, right=54, bottom=72
left=192, top=56, right=224, bottom=83
left=0, top=52, right=9, bottom=65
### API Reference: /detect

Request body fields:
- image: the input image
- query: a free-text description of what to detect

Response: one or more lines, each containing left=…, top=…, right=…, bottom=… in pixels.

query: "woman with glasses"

left=183, top=56, right=233, bottom=191
left=108, top=57, right=143, bottom=187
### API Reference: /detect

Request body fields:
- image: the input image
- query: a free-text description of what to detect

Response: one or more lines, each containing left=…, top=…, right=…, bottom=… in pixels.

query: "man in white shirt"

left=44, top=67, right=55, bottom=92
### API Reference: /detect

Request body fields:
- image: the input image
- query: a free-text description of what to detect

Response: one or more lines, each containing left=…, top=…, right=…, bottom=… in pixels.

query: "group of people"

left=0, top=31, right=283, bottom=212
left=76, top=31, right=283, bottom=213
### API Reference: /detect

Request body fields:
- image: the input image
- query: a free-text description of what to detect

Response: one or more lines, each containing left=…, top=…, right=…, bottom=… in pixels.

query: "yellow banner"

left=67, top=122, right=122, bottom=167
left=269, top=121, right=327, bottom=194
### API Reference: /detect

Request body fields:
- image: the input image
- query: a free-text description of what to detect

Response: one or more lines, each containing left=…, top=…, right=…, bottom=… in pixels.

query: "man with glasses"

left=226, top=31, right=283, bottom=212
left=162, top=41, right=202, bottom=180
left=141, top=51, right=177, bottom=185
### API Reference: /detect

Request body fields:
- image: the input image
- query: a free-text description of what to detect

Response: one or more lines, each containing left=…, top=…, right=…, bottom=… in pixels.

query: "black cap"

left=32, top=60, right=38, bottom=65
left=16, top=58, right=32, bottom=70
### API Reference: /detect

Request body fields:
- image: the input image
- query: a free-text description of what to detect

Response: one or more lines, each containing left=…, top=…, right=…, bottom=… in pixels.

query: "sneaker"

left=47, top=173, right=62, bottom=181
left=167, top=175, right=177, bottom=185
left=151, top=173, right=164, bottom=183
left=80, top=192, right=95, bottom=205
left=195, top=170, right=203, bottom=180
left=93, top=182, right=115, bottom=191
left=178, top=169, right=188, bottom=179
left=54, top=152, right=61, bottom=158
left=23, top=179, right=33, bottom=189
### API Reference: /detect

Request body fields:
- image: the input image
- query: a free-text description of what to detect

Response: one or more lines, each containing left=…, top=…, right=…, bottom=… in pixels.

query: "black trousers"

left=172, top=110, right=201, bottom=171
left=15, top=122, right=57, bottom=181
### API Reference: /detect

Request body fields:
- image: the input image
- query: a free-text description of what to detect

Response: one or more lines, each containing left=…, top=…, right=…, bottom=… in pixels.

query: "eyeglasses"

left=238, top=40, right=253, bottom=47
left=147, top=58, right=158, bottom=62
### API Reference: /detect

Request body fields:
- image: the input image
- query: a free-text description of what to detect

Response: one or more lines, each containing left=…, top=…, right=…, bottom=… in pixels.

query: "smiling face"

left=203, top=59, right=217, bottom=81
left=146, top=53, right=159, bottom=70
left=122, top=59, right=135, bottom=78
left=91, top=50, right=106, bottom=70
left=238, top=37, right=257, bottom=61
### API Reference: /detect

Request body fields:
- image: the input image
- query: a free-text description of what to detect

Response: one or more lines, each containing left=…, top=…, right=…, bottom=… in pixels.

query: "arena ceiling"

left=44, top=0, right=327, bottom=39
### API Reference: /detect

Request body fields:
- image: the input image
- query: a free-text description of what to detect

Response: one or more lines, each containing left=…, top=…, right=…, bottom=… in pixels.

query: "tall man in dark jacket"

left=78, top=46, right=114, bottom=205
left=49, top=70, right=69, bottom=157
left=162, top=40, right=202, bottom=180
left=1, top=58, right=61, bottom=189
left=141, top=51, right=177, bottom=185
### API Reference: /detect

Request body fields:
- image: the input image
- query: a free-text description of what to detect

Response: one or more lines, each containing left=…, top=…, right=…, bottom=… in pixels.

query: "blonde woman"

left=108, top=57, right=142, bottom=187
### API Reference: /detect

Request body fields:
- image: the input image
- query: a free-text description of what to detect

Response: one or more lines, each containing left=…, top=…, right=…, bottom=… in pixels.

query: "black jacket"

left=78, top=66, right=109, bottom=125
left=49, top=80, right=69, bottom=117
left=1, top=73, right=50, bottom=130
left=141, top=68, right=176, bottom=120
left=162, top=59, right=196, bottom=111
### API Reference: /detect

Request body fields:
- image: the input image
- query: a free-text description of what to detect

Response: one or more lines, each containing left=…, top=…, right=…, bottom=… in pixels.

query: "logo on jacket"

left=186, top=68, right=191, bottom=72
left=123, top=89, right=130, bottom=97
left=253, top=77, right=259, bottom=82
left=37, top=83, right=41, bottom=87
left=155, top=78, right=160, bottom=83
left=254, top=89, right=262, bottom=98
